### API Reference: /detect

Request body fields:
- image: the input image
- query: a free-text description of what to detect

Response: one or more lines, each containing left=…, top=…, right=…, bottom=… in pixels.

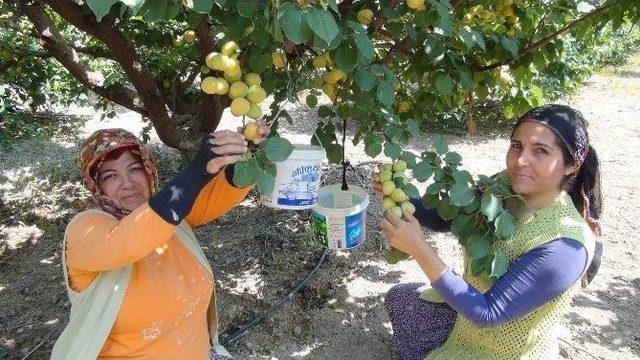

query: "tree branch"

left=474, top=2, right=620, bottom=71
left=42, top=0, right=181, bottom=148
left=19, top=2, right=146, bottom=116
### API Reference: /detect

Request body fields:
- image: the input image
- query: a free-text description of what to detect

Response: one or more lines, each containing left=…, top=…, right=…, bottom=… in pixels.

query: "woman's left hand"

left=381, top=208, right=429, bottom=258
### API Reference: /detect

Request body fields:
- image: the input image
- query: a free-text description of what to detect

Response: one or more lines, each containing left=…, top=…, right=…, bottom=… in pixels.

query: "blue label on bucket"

left=277, top=197, right=318, bottom=206
left=345, top=211, right=365, bottom=248
left=276, top=164, right=321, bottom=207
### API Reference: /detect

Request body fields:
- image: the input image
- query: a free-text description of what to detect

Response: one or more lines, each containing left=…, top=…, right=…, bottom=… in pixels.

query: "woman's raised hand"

left=205, top=130, right=248, bottom=174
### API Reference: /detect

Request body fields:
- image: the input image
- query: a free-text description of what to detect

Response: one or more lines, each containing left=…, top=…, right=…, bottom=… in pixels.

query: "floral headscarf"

left=79, top=128, right=158, bottom=220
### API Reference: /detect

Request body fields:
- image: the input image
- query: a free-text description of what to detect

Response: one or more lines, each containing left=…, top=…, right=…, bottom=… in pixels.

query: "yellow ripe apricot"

left=313, top=55, right=327, bottom=69
left=389, top=206, right=403, bottom=218
left=246, top=86, right=267, bottom=104
left=230, top=98, right=251, bottom=116
left=243, top=122, right=260, bottom=140
left=382, top=197, right=396, bottom=210
left=247, top=103, right=262, bottom=120
left=221, top=41, right=239, bottom=56
left=229, top=81, right=249, bottom=99
left=245, top=73, right=262, bottom=86
left=401, top=201, right=415, bottom=215
left=406, top=0, right=426, bottom=11
left=382, top=180, right=396, bottom=196
left=357, top=9, right=374, bottom=25
left=390, top=188, right=408, bottom=203
left=183, top=30, right=196, bottom=42
left=272, top=50, right=287, bottom=69
left=201, top=76, right=218, bottom=94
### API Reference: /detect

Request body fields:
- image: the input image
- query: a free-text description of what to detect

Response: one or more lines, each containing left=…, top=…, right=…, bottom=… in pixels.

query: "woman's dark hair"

left=514, top=104, right=603, bottom=286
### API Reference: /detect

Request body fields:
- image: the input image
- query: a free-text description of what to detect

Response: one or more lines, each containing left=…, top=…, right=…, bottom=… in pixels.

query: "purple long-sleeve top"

left=409, top=197, right=588, bottom=328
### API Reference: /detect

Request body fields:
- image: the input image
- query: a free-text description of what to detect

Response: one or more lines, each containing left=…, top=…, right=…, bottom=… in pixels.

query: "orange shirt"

left=65, top=171, right=251, bottom=359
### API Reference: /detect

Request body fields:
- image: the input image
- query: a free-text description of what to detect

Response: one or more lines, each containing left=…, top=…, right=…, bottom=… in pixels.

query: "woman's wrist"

left=413, top=243, right=449, bottom=283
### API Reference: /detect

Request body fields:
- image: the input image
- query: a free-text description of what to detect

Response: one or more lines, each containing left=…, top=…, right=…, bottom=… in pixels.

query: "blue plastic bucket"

left=311, top=184, right=369, bottom=249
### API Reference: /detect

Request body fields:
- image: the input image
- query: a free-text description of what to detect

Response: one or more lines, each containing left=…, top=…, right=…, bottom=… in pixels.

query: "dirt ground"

left=1, top=54, right=639, bottom=360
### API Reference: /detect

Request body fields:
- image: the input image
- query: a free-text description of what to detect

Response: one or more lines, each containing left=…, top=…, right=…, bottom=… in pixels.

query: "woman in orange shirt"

left=52, top=126, right=268, bottom=360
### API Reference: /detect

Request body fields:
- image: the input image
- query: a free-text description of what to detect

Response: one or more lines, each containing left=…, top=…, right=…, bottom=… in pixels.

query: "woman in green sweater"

left=374, top=104, right=602, bottom=359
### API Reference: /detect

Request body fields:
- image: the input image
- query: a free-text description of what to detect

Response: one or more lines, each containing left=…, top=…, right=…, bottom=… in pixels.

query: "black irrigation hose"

left=219, top=248, right=330, bottom=346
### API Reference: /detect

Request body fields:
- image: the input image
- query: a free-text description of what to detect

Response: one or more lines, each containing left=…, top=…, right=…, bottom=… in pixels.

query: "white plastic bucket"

left=262, top=144, right=325, bottom=210
left=311, top=184, right=370, bottom=250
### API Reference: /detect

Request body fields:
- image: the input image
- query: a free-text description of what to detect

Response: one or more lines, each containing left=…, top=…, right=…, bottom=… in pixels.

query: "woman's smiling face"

left=97, top=150, right=151, bottom=211
left=506, top=121, right=577, bottom=205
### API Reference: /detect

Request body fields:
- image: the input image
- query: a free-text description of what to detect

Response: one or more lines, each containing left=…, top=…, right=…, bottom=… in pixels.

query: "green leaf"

left=248, top=52, right=271, bottom=73
left=434, top=73, right=454, bottom=95
left=466, top=235, right=490, bottom=259
left=236, top=0, right=258, bottom=17
left=426, top=181, right=447, bottom=195
left=325, top=143, right=343, bottom=164
left=233, top=159, right=258, bottom=187
left=491, top=251, right=510, bottom=278
left=262, top=137, right=294, bottom=162
left=306, top=94, right=318, bottom=108
left=140, top=0, right=167, bottom=21
left=317, top=105, right=334, bottom=118
left=364, top=134, right=383, bottom=157
left=86, top=0, right=118, bottom=21
left=494, top=212, right=516, bottom=238
left=354, top=68, right=377, bottom=91
left=412, top=160, right=433, bottom=181
left=377, top=80, right=395, bottom=107
left=422, top=193, right=439, bottom=209
left=432, top=136, right=448, bottom=155
left=501, top=36, right=519, bottom=58
left=121, top=0, right=146, bottom=13
left=450, top=181, right=475, bottom=207
left=458, top=68, right=474, bottom=90
left=471, top=255, right=489, bottom=275
left=451, top=213, right=475, bottom=239
left=481, top=193, right=503, bottom=221
left=463, top=196, right=481, bottom=213
left=436, top=196, right=460, bottom=220
left=402, top=183, right=420, bottom=199
left=306, top=9, right=339, bottom=45
left=192, top=0, right=214, bottom=14
left=385, top=248, right=411, bottom=264
left=255, top=165, right=276, bottom=194
left=278, top=3, right=312, bottom=44
left=434, top=3, right=453, bottom=36
left=529, top=84, right=544, bottom=106
left=452, top=170, right=472, bottom=184
left=164, top=1, right=181, bottom=17
left=354, top=32, right=376, bottom=61
left=444, top=152, right=462, bottom=166
left=335, top=42, right=358, bottom=72
left=384, top=142, right=402, bottom=159
left=406, top=119, right=420, bottom=137
left=459, top=26, right=477, bottom=50
left=0, top=347, right=7, bottom=358
left=400, top=151, right=418, bottom=169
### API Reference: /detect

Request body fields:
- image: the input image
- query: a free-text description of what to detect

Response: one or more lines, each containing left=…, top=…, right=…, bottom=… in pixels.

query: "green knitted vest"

left=427, top=194, right=595, bottom=360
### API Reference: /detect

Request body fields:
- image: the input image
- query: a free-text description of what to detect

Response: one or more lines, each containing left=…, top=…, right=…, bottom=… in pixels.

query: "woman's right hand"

left=204, top=130, right=248, bottom=175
